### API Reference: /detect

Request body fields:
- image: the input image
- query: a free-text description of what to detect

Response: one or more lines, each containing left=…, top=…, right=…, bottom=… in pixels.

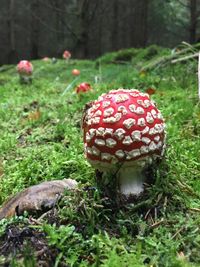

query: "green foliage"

left=0, top=50, right=200, bottom=266
left=96, top=47, right=143, bottom=64
left=42, top=224, right=86, bottom=266
left=96, top=45, right=170, bottom=66
left=101, top=250, right=144, bottom=267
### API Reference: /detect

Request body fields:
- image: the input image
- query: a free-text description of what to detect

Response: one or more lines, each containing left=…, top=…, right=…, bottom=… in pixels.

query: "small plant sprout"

left=76, top=82, right=92, bottom=94
left=94, top=75, right=102, bottom=84
left=16, top=60, right=33, bottom=84
left=95, top=59, right=102, bottom=84
left=51, top=57, right=57, bottom=64
left=63, top=50, right=71, bottom=62
left=72, top=69, right=80, bottom=76
left=82, top=89, right=166, bottom=198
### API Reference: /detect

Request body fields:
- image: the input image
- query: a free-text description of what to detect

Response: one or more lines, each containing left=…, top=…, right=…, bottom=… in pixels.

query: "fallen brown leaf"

left=27, top=109, right=41, bottom=121
left=0, top=178, right=78, bottom=220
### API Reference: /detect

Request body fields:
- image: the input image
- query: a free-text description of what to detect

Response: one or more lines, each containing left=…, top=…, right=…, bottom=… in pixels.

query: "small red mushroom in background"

left=145, top=87, right=156, bottom=95
left=72, top=69, right=80, bottom=76
left=42, top=57, right=50, bottom=62
left=76, top=82, right=92, bottom=94
left=63, top=50, right=71, bottom=61
left=16, top=60, right=33, bottom=84
left=82, top=89, right=166, bottom=198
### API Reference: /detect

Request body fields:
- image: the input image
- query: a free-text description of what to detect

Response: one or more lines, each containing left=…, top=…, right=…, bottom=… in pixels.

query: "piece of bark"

left=0, top=179, right=78, bottom=220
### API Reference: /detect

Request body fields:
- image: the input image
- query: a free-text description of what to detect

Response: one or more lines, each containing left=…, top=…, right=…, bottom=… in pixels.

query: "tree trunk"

left=31, top=0, right=39, bottom=59
left=112, top=0, right=119, bottom=51
left=8, top=0, right=17, bottom=62
left=74, top=0, right=89, bottom=58
left=143, top=0, right=149, bottom=46
left=189, top=0, right=197, bottom=43
left=129, top=0, right=149, bottom=48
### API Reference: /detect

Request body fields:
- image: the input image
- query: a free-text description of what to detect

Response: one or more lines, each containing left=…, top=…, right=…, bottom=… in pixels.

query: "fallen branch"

left=171, top=52, right=199, bottom=64
left=141, top=42, right=200, bottom=72
left=141, top=55, right=171, bottom=72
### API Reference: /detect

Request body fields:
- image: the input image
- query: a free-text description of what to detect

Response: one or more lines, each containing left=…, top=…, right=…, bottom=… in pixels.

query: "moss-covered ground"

left=0, top=47, right=200, bottom=266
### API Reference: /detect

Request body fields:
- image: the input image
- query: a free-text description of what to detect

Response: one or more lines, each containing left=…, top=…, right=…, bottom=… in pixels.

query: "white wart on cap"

left=82, top=89, right=166, bottom=197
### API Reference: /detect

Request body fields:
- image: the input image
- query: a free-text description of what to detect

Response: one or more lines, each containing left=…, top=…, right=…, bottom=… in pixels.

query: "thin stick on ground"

left=171, top=227, right=184, bottom=240
left=189, top=207, right=200, bottom=212
left=150, top=218, right=164, bottom=229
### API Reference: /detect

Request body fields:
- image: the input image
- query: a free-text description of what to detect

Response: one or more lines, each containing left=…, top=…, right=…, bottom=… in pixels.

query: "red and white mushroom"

left=17, top=60, right=33, bottom=76
left=76, top=82, right=92, bottom=94
left=16, top=60, right=33, bottom=83
left=63, top=50, right=71, bottom=60
left=82, top=89, right=166, bottom=197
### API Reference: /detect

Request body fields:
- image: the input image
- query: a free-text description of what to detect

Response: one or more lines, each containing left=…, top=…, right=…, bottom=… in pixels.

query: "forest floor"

left=0, top=46, right=200, bottom=267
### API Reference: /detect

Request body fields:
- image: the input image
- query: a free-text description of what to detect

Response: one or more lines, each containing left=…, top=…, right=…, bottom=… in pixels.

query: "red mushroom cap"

left=72, top=69, right=80, bottom=76
left=16, top=60, right=33, bottom=76
left=82, top=89, right=166, bottom=171
left=63, top=50, right=71, bottom=60
left=76, top=82, right=92, bottom=94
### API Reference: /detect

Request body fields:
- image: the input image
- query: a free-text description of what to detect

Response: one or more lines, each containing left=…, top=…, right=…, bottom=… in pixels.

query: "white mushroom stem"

left=117, top=167, right=145, bottom=196
left=20, top=75, right=32, bottom=84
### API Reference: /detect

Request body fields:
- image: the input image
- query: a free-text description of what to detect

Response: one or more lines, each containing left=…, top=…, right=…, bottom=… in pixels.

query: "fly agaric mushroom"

left=16, top=60, right=33, bottom=84
left=72, top=69, right=80, bottom=76
left=82, top=89, right=166, bottom=197
left=76, top=82, right=92, bottom=94
left=63, top=50, right=71, bottom=61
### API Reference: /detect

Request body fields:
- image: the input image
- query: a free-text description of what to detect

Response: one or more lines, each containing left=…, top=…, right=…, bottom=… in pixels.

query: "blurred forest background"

left=1, top=0, right=200, bottom=65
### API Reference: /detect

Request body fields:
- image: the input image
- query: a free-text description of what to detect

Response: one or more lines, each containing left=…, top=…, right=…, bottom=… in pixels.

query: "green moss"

left=0, top=49, right=200, bottom=266
left=96, top=45, right=170, bottom=66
